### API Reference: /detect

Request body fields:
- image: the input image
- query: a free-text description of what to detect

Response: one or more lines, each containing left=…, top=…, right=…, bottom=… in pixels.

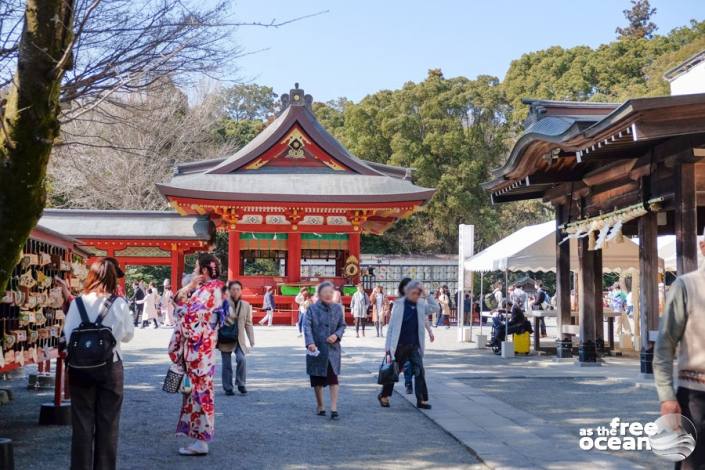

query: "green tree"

left=318, top=69, right=526, bottom=253
left=214, top=83, right=281, bottom=150
left=221, top=83, right=279, bottom=122
left=502, top=19, right=705, bottom=125
left=214, top=119, right=266, bottom=150
left=616, top=0, right=658, bottom=40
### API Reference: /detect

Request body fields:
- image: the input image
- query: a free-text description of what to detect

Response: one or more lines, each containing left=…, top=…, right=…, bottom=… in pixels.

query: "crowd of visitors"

left=61, top=253, right=446, bottom=468
left=127, top=279, right=175, bottom=329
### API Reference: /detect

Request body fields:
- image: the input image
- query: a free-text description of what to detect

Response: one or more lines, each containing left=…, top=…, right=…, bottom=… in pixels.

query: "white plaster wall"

left=670, top=60, right=705, bottom=95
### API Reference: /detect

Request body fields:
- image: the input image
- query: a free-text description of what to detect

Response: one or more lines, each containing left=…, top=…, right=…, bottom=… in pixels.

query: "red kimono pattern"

left=168, top=279, right=223, bottom=442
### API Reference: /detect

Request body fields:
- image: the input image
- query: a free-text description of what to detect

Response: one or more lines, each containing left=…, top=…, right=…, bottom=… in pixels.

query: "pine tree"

left=616, top=0, right=658, bottom=39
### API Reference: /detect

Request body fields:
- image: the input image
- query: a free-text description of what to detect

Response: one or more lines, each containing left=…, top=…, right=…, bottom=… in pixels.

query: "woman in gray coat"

left=304, top=281, right=346, bottom=420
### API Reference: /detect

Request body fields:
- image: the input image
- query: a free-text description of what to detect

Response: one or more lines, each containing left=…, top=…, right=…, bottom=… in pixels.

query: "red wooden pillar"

left=349, top=231, right=361, bottom=284
left=287, top=232, right=302, bottom=283
left=170, top=248, right=185, bottom=289
left=228, top=229, right=240, bottom=281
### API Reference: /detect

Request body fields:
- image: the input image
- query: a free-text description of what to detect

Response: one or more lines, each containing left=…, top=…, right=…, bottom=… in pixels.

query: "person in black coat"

left=489, top=303, right=531, bottom=347
left=130, top=280, right=145, bottom=327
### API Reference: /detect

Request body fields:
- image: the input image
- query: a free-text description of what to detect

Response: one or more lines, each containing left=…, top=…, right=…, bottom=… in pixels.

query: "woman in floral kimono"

left=168, top=253, right=224, bottom=456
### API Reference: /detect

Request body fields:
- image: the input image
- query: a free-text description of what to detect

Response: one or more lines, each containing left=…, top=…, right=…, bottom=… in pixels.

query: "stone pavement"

left=0, top=323, right=671, bottom=469
left=347, top=325, right=661, bottom=470
left=1, top=326, right=481, bottom=470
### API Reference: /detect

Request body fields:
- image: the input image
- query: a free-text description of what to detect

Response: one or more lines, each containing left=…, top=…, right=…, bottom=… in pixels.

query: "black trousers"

left=133, top=306, right=143, bottom=326
left=381, top=344, right=428, bottom=403
left=677, top=387, right=705, bottom=470
left=355, top=318, right=366, bottom=334
left=69, top=361, right=124, bottom=470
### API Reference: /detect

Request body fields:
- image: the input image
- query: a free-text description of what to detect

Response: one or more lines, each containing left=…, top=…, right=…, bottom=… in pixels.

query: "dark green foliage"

left=503, top=19, right=705, bottom=125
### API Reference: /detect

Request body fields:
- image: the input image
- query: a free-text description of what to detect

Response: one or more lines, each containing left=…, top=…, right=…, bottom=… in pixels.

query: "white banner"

left=457, top=224, right=474, bottom=341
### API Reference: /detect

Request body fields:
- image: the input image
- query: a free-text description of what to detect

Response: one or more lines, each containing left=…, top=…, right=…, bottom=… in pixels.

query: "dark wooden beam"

left=593, top=248, right=604, bottom=351
left=555, top=203, right=572, bottom=358
left=543, top=182, right=587, bottom=204
left=582, top=159, right=637, bottom=186
left=675, top=160, right=698, bottom=275
left=635, top=118, right=705, bottom=142
left=652, top=134, right=705, bottom=162
left=639, top=211, right=659, bottom=375
left=491, top=190, right=547, bottom=204
left=578, top=235, right=597, bottom=363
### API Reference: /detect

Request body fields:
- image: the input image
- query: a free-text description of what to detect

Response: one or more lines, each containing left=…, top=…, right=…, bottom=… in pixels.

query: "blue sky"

left=229, top=0, right=705, bottom=102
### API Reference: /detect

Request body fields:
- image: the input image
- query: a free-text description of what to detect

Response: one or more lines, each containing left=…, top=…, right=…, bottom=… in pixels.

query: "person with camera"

left=168, top=253, right=224, bottom=456
left=63, top=257, right=134, bottom=470
left=378, top=280, right=436, bottom=410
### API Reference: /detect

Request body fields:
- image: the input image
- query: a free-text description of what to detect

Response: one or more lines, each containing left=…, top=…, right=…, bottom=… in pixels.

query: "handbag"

left=218, top=319, right=238, bottom=344
left=180, top=374, right=193, bottom=395
left=377, top=352, right=399, bottom=385
left=162, top=364, right=184, bottom=393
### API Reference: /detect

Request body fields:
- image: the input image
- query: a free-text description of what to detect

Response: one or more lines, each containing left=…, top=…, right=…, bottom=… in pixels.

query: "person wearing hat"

left=62, top=257, right=134, bottom=470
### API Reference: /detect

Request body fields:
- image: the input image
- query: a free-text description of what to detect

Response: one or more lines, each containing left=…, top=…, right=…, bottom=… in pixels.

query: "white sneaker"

left=179, top=440, right=208, bottom=456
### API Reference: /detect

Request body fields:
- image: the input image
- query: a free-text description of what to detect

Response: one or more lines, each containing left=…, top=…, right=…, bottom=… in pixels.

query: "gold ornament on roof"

left=282, top=128, right=310, bottom=159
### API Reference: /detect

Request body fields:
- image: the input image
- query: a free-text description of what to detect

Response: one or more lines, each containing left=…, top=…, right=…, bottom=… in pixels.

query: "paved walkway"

left=1, top=327, right=481, bottom=469
left=347, top=326, right=659, bottom=470
left=1, top=324, right=670, bottom=469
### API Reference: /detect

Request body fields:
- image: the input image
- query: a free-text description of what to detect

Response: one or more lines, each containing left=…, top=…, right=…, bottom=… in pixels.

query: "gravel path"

left=1, top=327, right=481, bottom=469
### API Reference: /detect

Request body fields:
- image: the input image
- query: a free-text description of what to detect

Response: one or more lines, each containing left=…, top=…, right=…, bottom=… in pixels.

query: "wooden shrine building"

left=39, top=209, right=212, bottom=292
left=155, top=84, right=434, bottom=321
left=483, top=93, right=705, bottom=372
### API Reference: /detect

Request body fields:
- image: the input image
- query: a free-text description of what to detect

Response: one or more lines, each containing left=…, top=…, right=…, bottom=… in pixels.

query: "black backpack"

left=67, top=295, right=118, bottom=372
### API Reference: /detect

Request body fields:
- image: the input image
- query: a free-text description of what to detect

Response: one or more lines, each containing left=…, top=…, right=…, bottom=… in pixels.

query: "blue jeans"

left=221, top=346, right=246, bottom=391
left=404, top=360, right=413, bottom=388
left=297, top=311, right=305, bottom=333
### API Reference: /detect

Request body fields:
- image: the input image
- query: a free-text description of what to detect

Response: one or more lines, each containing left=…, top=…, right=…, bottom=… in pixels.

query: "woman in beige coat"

left=370, top=285, right=390, bottom=337
left=436, top=288, right=451, bottom=329
left=218, top=280, right=255, bottom=395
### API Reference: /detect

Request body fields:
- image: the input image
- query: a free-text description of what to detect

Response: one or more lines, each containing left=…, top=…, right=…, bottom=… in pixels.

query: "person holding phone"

left=303, top=281, right=346, bottom=420
left=378, top=279, right=436, bottom=410
left=168, top=253, right=224, bottom=456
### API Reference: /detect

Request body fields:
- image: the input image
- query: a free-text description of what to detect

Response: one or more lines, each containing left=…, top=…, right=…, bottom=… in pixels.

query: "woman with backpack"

left=63, top=257, right=134, bottom=470
left=168, top=253, right=224, bottom=456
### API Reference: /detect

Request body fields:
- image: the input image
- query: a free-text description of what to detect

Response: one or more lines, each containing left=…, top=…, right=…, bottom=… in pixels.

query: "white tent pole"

left=457, top=224, right=474, bottom=342
left=479, top=273, right=484, bottom=336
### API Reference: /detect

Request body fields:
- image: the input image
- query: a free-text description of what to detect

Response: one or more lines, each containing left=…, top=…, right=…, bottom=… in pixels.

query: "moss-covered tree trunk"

left=0, top=0, right=74, bottom=291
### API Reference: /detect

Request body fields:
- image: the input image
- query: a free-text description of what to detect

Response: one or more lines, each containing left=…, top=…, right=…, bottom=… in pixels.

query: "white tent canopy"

left=465, top=221, right=661, bottom=273
left=657, top=235, right=704, bottom=271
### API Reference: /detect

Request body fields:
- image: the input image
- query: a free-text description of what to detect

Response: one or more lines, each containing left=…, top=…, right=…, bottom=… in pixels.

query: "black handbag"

left=377, top=352, right=399, bottom=385
left=162, top=364, right=184, bottom=393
